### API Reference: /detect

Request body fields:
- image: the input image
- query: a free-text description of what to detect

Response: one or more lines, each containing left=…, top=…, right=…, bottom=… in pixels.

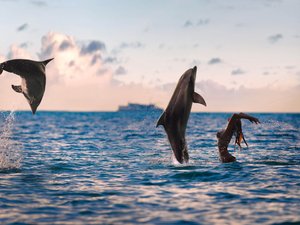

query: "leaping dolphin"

left=156, top=66, right=206, bottom=164
left=0, top=58, right=54, bottom=114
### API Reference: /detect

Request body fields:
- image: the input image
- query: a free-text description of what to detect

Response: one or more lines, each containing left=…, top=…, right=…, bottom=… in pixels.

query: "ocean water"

left=0, top=111, right=299, bottom=225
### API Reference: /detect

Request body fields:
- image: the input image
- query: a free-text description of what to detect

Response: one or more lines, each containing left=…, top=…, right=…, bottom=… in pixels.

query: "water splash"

left=0, top=111, right=22, bottom=170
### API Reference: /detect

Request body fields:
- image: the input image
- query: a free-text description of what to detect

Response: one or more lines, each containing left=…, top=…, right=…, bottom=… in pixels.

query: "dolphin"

left=0, top=58, right=54, bottom=114
left=156, top=66, right=206, bottom=164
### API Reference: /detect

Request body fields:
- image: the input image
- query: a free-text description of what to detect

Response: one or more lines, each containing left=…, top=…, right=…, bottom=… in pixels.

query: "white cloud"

left=31, top=0, right=47, bottom=7
left=208, top=58, right=222, bottom=65
left=194, top=80, right=300, bottom=112
left=231, top=68, right=246, bottom=75
left=183, top=20, right=193, bottom=28
left=115, top=66, right=127, bottom=76
left=17, top=23, right=29, bottom=32
left=268, top=34, right=283, bottom=43
left=0, top=32, right=299, bottom=113
left=37, top=32, right=112, bottom=86
left=0, top=32, right=167, bottom=111
left=7, top=44, right=32, bottom=59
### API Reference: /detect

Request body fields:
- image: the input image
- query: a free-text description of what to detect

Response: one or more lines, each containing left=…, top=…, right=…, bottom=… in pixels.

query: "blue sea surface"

left=0, top=111, right=299, bottom=225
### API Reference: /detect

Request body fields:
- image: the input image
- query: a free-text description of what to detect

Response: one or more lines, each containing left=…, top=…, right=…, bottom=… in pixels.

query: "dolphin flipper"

left=156, top=111, right=166, bottom=127
left=193, top=92, right=207, bottom=106
left=11, top=85, right=22, bottom=93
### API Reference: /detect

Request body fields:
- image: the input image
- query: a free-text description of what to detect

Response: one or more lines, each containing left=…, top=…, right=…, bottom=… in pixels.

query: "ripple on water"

left=0, top=112, right=299, bottom=225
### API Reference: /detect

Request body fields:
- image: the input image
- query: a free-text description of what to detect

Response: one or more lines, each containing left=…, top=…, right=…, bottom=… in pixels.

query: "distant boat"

left=118, top=103, right=163, bottom=112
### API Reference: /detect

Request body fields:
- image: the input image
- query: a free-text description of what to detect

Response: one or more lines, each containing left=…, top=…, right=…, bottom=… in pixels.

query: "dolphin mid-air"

left=156, top=66, right=206, bottom=164
left=0, top=58, right=54, bottom=114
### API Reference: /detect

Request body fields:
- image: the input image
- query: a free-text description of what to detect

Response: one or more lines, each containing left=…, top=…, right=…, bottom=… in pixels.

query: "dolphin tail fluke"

left=156, top=111, right=166, bottom=127
left=42, top=58, right=54, bottom=66
left=193, top=92, right=207, bottom=106
left=11, top=85, right=22, bottom=93
left=183, top=145, right=189, bottom=163
left=173, top=144, right=189, bottom=164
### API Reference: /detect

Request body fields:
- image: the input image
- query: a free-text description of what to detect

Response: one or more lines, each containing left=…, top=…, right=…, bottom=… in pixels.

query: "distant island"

left=118, top=103, right=163, bottom=112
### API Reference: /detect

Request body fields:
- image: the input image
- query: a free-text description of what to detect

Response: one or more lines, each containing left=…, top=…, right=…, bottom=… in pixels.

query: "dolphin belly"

left=165, top=123, right=189, bottom=164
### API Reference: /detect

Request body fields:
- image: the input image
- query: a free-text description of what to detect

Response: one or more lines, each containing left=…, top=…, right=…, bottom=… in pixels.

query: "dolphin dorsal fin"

left=11, top=85, right=22, bottom=93
left=156, top=111, right=166, bottom=127
left=42, top=58, right=54, bottom=66
left=193, top=92, right=207, bottom=106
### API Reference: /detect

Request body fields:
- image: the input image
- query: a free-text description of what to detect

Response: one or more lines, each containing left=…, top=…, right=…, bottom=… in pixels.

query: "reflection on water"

left=0, top=112, right=299, bottom=224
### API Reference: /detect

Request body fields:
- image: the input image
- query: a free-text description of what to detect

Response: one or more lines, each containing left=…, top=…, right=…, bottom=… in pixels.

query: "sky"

left=0, top=0, right=299, bottom=112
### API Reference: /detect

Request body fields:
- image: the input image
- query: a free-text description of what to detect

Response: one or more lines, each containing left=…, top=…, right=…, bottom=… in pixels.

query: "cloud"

left=183, top=19, right=210, bottom=28
left=0, top=32, right=169, bottom=111
left=231, top=68, right=246, bottom=75
left=1, top=32, right=299, bottom=113
left=112, top=41, right=144, bottom=54
left=115, top=66, right=127, bottom=76
left=36, top=32, right=112, bottom=85
left=19, top=42, right=30, bottom=48
left=6, top=44, right=32, bottom=59
left=158, top=79, right=300, bottom=112
left=104, top=57, right=118, bottom=64
left=59, top=40, right=73, bottom=51
left=268, top=34, right=283, bottom=43
left=119, top=42, right=143, bottom=49
left=80, top=41, right=106, bottom=55
left=193, top=79, right=300, bottom=112
left=197, top=19, right=210, bottom=26
left=17, top=23, right=28, bottom=32
left=38, top=33, right=109, bottom=71
left=183, top=20, right=193, bottom=28
left=90, top=55, right=102, bottom=66
left=31, top=0, right=47, bottom=7
left=208, top=58, right=222, bottom=65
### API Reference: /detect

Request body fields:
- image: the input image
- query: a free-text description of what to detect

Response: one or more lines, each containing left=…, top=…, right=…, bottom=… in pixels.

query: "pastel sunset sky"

left=0, top=0, right=299, bottom=112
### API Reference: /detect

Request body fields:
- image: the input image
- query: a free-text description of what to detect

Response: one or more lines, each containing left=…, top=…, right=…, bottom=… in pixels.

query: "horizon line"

left=1, top=110, right=299, bottom=114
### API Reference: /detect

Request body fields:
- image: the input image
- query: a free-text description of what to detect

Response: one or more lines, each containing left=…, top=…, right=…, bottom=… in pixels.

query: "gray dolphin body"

left=156, top=66, right=206, bottom=163
left=0, top=58, right=53, bottom=114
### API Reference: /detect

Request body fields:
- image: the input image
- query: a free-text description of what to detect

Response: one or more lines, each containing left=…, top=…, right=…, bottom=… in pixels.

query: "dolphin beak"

left=192, top=66, right=197, bottom=75
left=191, top=66, right=197, bottom=82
